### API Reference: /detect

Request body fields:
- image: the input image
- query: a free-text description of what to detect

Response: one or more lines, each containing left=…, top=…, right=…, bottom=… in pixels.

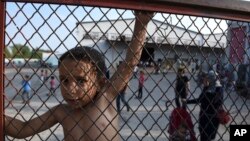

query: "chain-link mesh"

left=3, top=1, right=250, bottom=141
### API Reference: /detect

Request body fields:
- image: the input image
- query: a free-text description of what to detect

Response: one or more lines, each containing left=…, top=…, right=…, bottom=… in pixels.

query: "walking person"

left=187, top=70, right=223, bottom=141
left=137, top=70, right=147, bottom=99
left=21, top=75, right=31, bottom=104
left=175, top=67, right=190, bottom=109
left=116, top=84, right=130, bottom=114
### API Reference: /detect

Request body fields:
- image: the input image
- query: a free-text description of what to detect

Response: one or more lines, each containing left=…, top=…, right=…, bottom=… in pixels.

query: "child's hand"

left=135, top=11, right=154, bottom=24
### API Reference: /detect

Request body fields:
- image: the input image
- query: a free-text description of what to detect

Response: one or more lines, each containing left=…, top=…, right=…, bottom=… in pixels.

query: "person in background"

left=133, top=65, right=139, bottom=78
left=137, top=70, right=147, bottom=99
left=47, top=75, right=56, bottom=96
left=116, top=83, right=130, bottom=114
left=168, top=107, right=197, bottom=141
left=175, top=67, right=190, bottom=109
left=40, top=69, right=44, bottom=83
left=187, top=70, right=223, bottom=141
left=169, top=122, right=192, bottom=141
left=21, top=75, right=31, bottom=104
left=190, top=61, right=196, bottom=74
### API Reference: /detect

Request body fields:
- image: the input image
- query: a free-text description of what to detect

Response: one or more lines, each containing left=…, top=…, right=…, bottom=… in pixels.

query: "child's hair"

left=177, top=67, right=185, bottom=74
left=139, top=70, right=145, bottom=74
left=51, top=75, right=55, bottom=79
left=25, top=75, right=29, bottom=79
left=59, top=46, right=107, bottom=78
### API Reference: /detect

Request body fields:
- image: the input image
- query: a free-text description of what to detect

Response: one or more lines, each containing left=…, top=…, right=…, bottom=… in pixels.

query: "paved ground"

left=4, top=68, right=250, bottom=141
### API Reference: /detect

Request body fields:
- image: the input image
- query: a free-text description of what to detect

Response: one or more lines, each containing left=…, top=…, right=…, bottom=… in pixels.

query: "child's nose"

left=68, top=82, right=78, bottom=94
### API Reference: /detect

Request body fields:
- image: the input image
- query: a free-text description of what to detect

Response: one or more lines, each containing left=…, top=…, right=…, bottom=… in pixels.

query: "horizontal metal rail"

left=2, top=0, right=250, bottom=22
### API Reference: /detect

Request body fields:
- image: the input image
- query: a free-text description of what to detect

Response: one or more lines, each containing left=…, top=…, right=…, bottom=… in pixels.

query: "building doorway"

left=141, top=47, right=154, bottom=66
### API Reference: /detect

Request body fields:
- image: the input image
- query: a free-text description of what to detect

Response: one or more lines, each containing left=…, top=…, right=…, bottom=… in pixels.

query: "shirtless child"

left=5, top=11, right=154, bottom=141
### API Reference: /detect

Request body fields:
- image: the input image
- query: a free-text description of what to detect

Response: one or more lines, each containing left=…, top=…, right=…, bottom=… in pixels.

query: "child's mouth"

left=67, top=99, right=79, bottom=105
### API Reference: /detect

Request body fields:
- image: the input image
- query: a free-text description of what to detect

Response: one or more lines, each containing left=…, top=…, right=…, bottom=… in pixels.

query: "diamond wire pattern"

left=3, top=1, right=250, bottom=141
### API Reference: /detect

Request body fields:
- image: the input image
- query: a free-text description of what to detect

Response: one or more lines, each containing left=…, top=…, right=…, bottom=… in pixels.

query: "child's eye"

left=77, top=79, right=85, bottom=84
left=61, top=78, right=68, bottom=84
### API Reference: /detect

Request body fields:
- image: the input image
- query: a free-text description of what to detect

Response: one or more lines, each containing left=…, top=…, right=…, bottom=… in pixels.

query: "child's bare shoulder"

left=49, top=104, right=72, bottom=118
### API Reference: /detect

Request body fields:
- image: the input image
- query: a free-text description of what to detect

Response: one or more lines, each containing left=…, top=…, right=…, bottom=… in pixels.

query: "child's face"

left=140, top=71, right=144, bottom=75
left=59, top=59, right=100, bottom=109
left=203, top=76, right=209, bottom=86
left=178, top=126, right=187, bottom=135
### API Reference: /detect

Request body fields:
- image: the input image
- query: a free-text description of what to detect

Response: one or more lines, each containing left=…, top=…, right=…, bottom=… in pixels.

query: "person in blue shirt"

left=21, top=75, right=31, bottom=104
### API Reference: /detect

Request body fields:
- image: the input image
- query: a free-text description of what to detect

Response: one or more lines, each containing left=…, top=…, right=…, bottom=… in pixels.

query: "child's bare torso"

left=55, top=97, right=119, bottom=141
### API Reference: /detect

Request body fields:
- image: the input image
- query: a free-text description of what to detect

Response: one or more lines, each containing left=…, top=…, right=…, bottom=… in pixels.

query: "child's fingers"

left=134, top=10, right=154, bottom=23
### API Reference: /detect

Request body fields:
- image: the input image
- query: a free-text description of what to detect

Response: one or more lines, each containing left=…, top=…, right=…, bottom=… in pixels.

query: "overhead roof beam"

left=4, top=0, right=250, bottom=22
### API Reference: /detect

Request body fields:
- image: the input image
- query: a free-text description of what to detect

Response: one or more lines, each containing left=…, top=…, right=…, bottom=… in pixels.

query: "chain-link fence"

left=2, top=0, right=250, bottom=141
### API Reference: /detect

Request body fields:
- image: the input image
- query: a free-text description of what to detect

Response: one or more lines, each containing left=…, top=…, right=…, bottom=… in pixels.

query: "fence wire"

left=3, top=1, right=250, bottom=141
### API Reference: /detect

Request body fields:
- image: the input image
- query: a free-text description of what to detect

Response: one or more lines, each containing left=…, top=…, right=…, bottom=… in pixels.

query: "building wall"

left=77, top=19, right=226, bottom=72
left=77, top=19, right=226, bottom=48
left=79, top=39, right=128, bottom=69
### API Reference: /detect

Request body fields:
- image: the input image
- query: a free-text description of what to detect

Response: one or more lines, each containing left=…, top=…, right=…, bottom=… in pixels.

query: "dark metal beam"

left=2, top=0, right=250, bottom=22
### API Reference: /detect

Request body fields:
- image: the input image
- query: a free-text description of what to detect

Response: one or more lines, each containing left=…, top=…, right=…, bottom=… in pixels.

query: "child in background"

left=5, top=11, right=153, bottom=141
left=137, top=70, right=147, bottom=99
left=170, top=122, right=191, bottom=141
left=47, top=75, right=56, bottom=96
left=21, top=75, right=31, bottom=104
left=168, top=108, right=197, bottom=141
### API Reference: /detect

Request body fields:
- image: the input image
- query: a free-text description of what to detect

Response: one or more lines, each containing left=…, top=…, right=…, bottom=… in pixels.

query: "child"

left=47, top=75, right=56, bottom=96
left=168, top=108, right=197, bottom=141
left=170, top=122, right=191, bottom=141
left=5, top=11, right=154, bottom=141
left=175, top=67, right=190, bottom=109
left=137, top=70, right=147, bottom=99
left=21, top=75, right=31, bottom=104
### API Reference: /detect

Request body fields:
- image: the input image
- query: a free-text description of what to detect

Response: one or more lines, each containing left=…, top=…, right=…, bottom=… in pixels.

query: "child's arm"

left=5, top=106, right=59, bottom=138
left=104, top=11, right=154, bottom=100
